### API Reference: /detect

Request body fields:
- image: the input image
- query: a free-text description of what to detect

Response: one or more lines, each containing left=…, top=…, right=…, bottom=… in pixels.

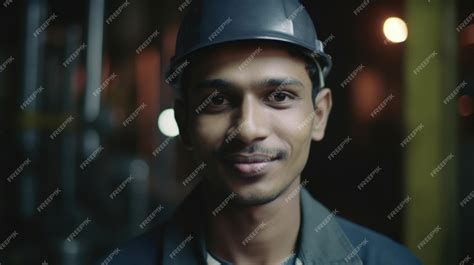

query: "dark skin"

left=174, top=42, right=333, bottom=264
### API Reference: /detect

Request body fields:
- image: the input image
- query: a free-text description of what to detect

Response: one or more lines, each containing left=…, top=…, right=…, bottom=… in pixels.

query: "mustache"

left=217, top=144, right=288, bottom=160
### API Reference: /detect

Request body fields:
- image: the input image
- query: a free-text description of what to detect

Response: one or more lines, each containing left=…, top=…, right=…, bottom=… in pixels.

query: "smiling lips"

left=223, top=153, right=280, bottom=177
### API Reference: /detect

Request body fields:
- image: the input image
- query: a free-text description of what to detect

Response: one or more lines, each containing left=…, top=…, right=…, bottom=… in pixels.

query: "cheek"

left=272, top=107, right=314, bottom=165
left=192, top=115, right=230, bottom=150
left=285, top=126, right=313, bottom=176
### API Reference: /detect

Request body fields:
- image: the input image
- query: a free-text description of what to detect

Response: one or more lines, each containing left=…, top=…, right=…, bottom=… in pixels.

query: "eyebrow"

left=258, top=78, right=305, bottom=90
left=195, top=79, right=236, bottom=91
left=195, top=77, right=305, bottom=92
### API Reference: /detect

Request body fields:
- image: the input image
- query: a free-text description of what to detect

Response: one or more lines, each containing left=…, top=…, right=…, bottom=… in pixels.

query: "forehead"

left=184, top=41, right=311, bottom=90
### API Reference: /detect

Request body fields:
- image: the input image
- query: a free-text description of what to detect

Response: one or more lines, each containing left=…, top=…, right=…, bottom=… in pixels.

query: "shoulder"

left=95, top=224, right=163, bottom=265
left=335, top=217, right=421, bottom=265
left=96, top=185, right=206, bottom=265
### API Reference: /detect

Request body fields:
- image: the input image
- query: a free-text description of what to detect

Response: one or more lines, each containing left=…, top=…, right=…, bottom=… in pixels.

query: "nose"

left=230, top=96, right=270, bottom=144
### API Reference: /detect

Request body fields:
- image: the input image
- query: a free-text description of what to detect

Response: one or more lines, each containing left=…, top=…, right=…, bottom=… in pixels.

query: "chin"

left=224, top=178, right=292, bottom=206
left=205, top=165, right=300, bottom=206
left=232, top=190, right=281, bottom=206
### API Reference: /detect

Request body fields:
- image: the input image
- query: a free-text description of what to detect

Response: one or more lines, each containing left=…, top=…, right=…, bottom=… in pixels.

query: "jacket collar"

left=161, top=184, right=206, bottom=265
left=161, top=184, right=363, bottom=265
left=298, top=188, right=363, bottom=264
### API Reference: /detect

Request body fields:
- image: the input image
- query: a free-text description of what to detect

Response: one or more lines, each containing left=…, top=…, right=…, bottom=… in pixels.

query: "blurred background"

left=0, top=0, right=473, bottom=264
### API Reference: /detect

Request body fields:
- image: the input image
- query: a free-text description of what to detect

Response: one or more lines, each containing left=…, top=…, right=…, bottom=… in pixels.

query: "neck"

left=204, top=176, right=302, bottom=265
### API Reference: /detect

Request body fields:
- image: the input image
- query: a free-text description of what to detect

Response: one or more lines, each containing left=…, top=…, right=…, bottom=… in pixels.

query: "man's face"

left=175, top=42, right=332, bottom=205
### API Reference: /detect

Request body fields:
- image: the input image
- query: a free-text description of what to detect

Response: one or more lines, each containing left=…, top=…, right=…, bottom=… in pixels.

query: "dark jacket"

left=98, top=185, right=421, bottom=265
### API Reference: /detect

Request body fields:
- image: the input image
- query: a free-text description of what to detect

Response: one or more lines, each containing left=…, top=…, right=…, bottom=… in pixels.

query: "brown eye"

left=268, top=91, right=294, bottom=102
left=211, top=94, right=226, bottom=105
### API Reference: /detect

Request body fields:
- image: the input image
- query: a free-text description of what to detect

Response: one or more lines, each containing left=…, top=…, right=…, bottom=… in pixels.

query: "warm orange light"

left=459, top=95, right=473, bottom=117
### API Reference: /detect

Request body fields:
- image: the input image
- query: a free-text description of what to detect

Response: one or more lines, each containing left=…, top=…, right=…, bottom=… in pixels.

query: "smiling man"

left=102, top=0, right=421, bottom=264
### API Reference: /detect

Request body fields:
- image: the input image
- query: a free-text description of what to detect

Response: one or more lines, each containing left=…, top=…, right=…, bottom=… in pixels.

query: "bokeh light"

left=158, top=108, right=179, bottom=137
left=383, top=17, right=408, bottom=43
left=459, top=95, right=474, bottom=117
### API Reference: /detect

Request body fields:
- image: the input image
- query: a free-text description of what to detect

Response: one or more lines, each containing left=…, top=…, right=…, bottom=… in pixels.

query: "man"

left=102, top=0, right=421, bottom=264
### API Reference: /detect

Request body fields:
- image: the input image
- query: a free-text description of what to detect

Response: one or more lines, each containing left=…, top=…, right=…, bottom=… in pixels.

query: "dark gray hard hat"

left=168, top=0, right=332, bottom=88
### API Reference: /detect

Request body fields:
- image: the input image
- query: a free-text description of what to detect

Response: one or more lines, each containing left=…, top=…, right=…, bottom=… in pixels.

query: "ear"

left=311, top=88, right=333, bottom=141
left=173, top=99, right=194, bottom=150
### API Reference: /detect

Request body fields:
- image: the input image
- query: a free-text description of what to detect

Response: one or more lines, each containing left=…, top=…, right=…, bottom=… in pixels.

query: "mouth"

left=222, top=153, right=281, bottom=178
